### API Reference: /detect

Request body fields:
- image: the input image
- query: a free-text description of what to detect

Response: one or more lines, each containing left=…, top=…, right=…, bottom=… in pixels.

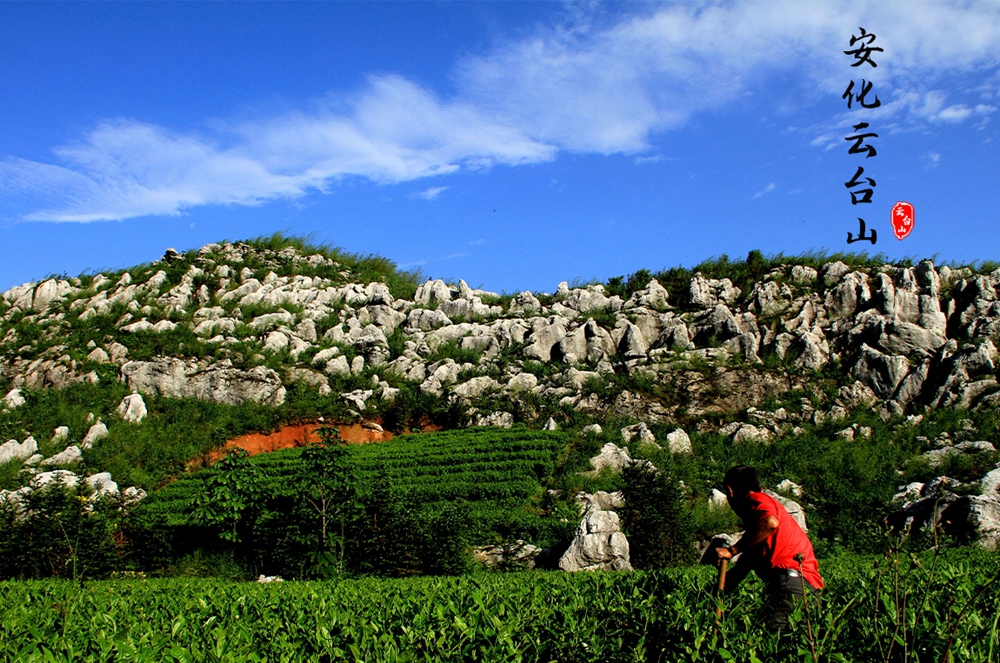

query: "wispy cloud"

left=414, top=186, right=449, bottom=201
left=3, top=0, right=1000, bottom=221
left=1, top=77, right=555, bottom=222
left=753, top=183, right=777, bottom=199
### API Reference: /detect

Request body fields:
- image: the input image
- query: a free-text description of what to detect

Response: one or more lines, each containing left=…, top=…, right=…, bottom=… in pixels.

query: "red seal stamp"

left=891, top=201, right=914, bottom=240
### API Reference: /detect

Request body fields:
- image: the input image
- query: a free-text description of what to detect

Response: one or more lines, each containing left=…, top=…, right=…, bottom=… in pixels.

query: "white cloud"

left=753, top=183, right=777, bottom=199
left=415, top=186, right=448, bottom=201
left=3, top=0, right=1000, bottom=221
left=2, top=77, right=555, bottom=222
left=922, top=151, right=942, bottom=168
left=936, top=105, right=973, bottom=122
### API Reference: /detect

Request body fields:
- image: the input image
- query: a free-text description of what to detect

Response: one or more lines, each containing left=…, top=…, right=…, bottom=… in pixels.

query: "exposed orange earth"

left=193, top=420, right=442, bottom=467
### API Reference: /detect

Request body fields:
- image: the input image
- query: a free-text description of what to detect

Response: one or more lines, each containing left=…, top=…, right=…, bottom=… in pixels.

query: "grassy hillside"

left=3, top=235, right=1000, bottom=581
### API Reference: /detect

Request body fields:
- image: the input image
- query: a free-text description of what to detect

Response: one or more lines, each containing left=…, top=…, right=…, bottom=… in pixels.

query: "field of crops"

left=140, top=428, right=569, bottom=528
left=2, top=549, right=998, bottom=663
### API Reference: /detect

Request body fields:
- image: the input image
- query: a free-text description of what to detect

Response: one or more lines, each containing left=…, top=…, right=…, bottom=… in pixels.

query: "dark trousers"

left=761, top=571, right=818, bottom=629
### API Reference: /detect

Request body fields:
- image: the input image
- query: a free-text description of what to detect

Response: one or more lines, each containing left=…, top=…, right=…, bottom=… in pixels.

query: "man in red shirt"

left=714, top=465, right=824, bottom=629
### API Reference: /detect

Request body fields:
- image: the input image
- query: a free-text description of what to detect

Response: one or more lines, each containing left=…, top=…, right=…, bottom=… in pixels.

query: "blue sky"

left=1, top=1, right=998, bottom=294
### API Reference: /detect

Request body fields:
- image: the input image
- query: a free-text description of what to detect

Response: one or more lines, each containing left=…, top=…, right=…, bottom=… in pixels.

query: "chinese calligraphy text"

left=843, top=28, right=880, bottom=245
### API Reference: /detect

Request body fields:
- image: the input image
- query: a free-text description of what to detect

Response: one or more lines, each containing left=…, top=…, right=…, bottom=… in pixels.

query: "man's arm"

left=715, top=515, right=779, bottom=561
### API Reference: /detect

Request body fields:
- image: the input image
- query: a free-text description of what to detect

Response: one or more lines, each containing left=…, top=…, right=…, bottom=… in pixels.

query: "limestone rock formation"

left=80, top=422, right=109, bottom=450
left=117, top=393, right=148, bottom=423
left=473, top=540, right=542, bottom=570
left=122, top=358, right=286, bottom=406
left=3, top=388, right=25, bottom=410
left=0, top=437, right=38, bottom=465
left=887, top=465, right=1000, bottom=549
left=40, top=446, right=83, bottom=466
left=588, top=443, right=633, bottom=474
left=558, top=509, right=633, bottom=572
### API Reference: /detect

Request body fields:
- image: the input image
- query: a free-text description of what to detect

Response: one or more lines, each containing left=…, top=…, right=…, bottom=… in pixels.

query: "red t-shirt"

left=743, top=491, right=824, bottom=589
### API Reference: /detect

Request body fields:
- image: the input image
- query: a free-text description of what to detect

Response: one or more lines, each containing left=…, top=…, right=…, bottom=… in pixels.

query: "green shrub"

left=620, top=463, right=695, bottom=568
left=426, top=339, right=482, bottom=365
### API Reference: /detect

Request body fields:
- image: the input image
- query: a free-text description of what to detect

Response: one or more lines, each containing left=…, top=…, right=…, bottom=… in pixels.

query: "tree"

left=620, top=463, right=694, bottom=568
left=295, top=423, right=357, bottom=578
left=191, top=449, right=265, bottom=545
left=0, top=483, right=123, bottom=581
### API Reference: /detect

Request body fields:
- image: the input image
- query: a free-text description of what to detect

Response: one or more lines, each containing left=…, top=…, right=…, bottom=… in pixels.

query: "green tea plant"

left=1, top=549, right=998, bottom=662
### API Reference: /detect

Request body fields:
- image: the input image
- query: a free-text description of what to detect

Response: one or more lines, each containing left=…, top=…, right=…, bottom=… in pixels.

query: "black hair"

left=723, top=465, right=761, bottom=495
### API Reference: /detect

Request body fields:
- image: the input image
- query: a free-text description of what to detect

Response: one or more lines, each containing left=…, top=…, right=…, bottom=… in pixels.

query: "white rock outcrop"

left=3, top=388, right=26, bottom=409
left=558, top=509, right=633, bottom=572
left=81, top=422, right=109, bottom=450
left=0, top=437, right=38, bottom=465
left=122, top=359, right=286, bottom=406
left=665, top=428, right=692, bottom=454
left=117, top=393, right=148, bottom=423
left=40, top=446, right=83, bottom=466
left=621, top=422, right=656, bottom=445
left=588, top=443, right=633, bottom=474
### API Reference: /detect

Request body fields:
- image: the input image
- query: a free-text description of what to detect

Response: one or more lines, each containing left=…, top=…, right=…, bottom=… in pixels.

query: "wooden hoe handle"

left=714, top=559, right=728, bottom=629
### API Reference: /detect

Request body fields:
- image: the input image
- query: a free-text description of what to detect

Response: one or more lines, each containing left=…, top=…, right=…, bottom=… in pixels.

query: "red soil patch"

left=196, top=420, right=396, bottom=467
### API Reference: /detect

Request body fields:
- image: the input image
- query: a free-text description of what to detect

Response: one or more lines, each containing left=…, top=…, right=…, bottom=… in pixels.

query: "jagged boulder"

left=506, top=372, right=538, bottom=392
left=689, top=275, right=740, bottom=308
left=3, top=388, right=25, bottom=409
left=624, top=279, right=670, bottom=311
left=854, top=345, right=909, bottom=399
left=122, top=358, right=286, bottom=406
left=451, top=377, right=500, bottom=401
left=588, top=443, right=633, bottom=474
left=888, top=468, right=1000, bottom=549
left=558, top=509, right=633, bottom=572
left=732, top=424, right=770, bottom=445
left=688, top=304, right=742, bottom=345
left=80, top=422, right=109, bottom=450
left=340, top=389, right=374, bottom=411
left=665, top=428, right=692, bottom=454
left=621, top=422, right=656, bottom=445
left=574, top=490, right=625, bottom=513
left=556, top=319, right=616, bottom=364
left=821, top=261, right=850, bottom=286
left=708, top=488, right=729, bottom=509
left=414, top=279, right=455, bottom=305
left=470, top=411, right=514, bottom=428
left=508, top=291, right=542, bottom=316
left=764, top=489, right=808, bottom=533
left=40, top=446, right=83, bottom=466
left=407, top=308, right=452, bottom=331
left=523, top=317, right=570, bottom=362
left=474, top=541, right=541, bottom=570
left=116, top=393, right=147, bottom=423
left=0, top=438, right=38, bottom=465
left=837, top=381, right=879, bottom=411
left=750, top=281, right=793, bottom=317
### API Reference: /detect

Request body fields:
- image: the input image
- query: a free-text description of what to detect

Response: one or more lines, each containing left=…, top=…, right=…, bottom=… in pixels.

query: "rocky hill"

left=2, top=237, right=1000, bottom=552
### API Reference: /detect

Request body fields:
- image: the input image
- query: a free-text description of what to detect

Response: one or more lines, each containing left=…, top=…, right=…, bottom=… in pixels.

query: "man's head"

left=723, top=465, right=761, bottom=501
